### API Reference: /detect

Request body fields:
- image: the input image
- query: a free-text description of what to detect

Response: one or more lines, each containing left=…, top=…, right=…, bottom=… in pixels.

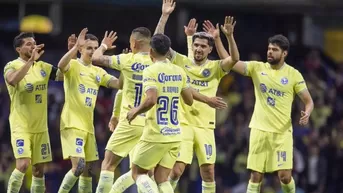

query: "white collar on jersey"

left=137, top=52, right=149, bottom=55
left=17, top=57, right=28, bottom=63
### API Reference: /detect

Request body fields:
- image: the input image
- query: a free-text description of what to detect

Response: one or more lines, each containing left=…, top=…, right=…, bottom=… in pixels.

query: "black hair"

left=13, top=32, right=35, bottom=49
left=150, top=34, right=171, bottom=56
left=268, top=34, right=290, bottom=52
left=132, top=27, right=151, bottom=39
left=85, top=33, right=98, bottom=41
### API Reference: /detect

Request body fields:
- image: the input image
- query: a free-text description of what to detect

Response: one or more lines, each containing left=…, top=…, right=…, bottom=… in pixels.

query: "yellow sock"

left=281, top=178, right=296, bottom=193
left=58, top=170, right=79, bottom=193
left=109, top=170, right=135, bottom=193
left=158, top=181, right=173, bottom=193
left=246, top=181, right=261, bottom=193
left=168, top=176, right=179, bottom=190
left=202, top=181, right=216, bottom=193
left=31, top=176, right=45, bottom=193
left=78, top=176, right=92, bottom=193
left=136, top=174, right=158, bottom=193
left=7, top=169, right=25, bottom=193
left=96, top=170, right=114, bottom=193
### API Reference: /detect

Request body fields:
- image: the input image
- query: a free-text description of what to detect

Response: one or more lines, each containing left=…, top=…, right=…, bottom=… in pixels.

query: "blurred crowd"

left=0, top=43, right=342, bottom=193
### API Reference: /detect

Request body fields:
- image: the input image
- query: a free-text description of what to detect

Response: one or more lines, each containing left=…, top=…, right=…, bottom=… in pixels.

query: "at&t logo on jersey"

left=25, top=83, right=34, bottom=93
left=75, top=138, right=83, bottom=153
left=158, top=73, right=182, bottom=83
left=260, top=83, right=267, bottom=93
left=78, top=84, right=98, bottom=95
left=131, top=63, right=149, bottom=72
left=202, top=69, right=211, bottom=77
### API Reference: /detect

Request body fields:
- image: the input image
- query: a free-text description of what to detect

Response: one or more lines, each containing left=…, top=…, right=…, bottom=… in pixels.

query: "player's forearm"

left=108, top=77, right=120, bottom=89
left=6, top=60, right=33, bottom=86
left=187, top=36, right=194, bottom=58
left=135, top=98, right=156, bottom=115
left=215, top=37, right=230, bottom=59
left=58, top=46, right=78, bottom=72
left=92, top=46, right=107, bottom=66
left=304, top=99, right=314, bottom=115
left=112, top=90, right=122, bottom=117
left=191, top=88, right=209, bottom=104
left=154, top=14, right=170, bottom=35
left=226, top=34, right=239, bottom=63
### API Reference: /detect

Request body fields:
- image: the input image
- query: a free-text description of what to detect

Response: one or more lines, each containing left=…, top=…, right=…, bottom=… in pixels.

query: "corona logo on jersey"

left=158, top=73, right=182, bottom=83
left=131, top=62, right=149, bottom=72
left=78, top=84, right=98, bottom=95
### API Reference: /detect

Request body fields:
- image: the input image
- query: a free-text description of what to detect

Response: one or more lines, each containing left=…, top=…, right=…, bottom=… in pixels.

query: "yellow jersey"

left=60, top=59, right=114, bottom=134
left=4, top=58, right=53, bottom=133
left=140, top=60, right=189, bottom=143
left=245, top=61, right=307, bottom=133
left=109, top=52, right=153, bottom=126
left=172, top=52, right=227, bottom=129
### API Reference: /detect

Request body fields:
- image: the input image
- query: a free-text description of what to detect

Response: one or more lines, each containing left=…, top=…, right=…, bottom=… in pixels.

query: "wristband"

left=101, top=43, right=108, bottom=50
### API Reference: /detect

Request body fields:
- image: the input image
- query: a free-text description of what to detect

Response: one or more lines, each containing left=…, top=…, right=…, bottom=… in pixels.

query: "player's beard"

left=25, top=50, right=32, bottom=60
left=267, top=56, right=281, bottom=65
left=194, top=52, right=206, bottom=63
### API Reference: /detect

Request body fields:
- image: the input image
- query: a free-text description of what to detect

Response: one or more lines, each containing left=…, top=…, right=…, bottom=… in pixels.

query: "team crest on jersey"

left=260, top=83, right=267, bottom=93
left=202, top=69, right=211, bottom=77
left=40, top=70, right=46, bottom=77
left=79, top=84, right=86, bottom=94
left=281, top=77, right=288, bottom=85
left=96, top=75, right=100, bottom=83
left=25, top=83, right=34, bottom=93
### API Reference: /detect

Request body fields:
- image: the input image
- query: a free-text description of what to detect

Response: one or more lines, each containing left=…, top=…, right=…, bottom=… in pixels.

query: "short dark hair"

left=132, top=27, right=151, bottom=39
left=268, top=34, right=290, bottom=52
left=192, top=32, right=214, bottom=47
left=150, top=34, right=171, bottom=56
left=85, top=33, right=98, bottom=42
left=13, top=32, right=35, bottom=49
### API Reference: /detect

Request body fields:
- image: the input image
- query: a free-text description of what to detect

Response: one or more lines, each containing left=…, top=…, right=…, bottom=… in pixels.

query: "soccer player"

left=154, top=1, right=240, bottom=192
left=4, top=32, right=62, bottom=193
left=126, top=33, right=193, bottom=193
left=57, top=28, right=121, bottom=193
left=203, top=20, right=314, bottom=193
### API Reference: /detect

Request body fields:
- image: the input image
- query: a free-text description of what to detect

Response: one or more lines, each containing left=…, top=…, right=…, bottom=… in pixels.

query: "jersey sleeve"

left=171, top=51, right=190, bottom=68
left=98, top=68, right=115, bottom=88
left=181, top=69, right=190, bottom=90
left=293, top=70, right=307, bottom=94
left=64, top=59, right=78, bottom=77
left=112, top=90, right=123, bottom=117
left=244, top=61, right=260, bottom=77
left=109, top=53, right=132, bottom=71
left=142, top=67, right=158, bottom=92
left=214, top=60, right=227, bottom=79
left=4, top=62, right=16, bottom=78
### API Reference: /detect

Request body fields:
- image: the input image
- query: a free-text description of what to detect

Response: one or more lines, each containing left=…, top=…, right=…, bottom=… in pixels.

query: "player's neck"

left=18, top=54, right=29, bottom=62
left=79, top=57, right=91, bottom=66
left=194, top=58, right=208, bottom=66
left=270, top=62, right=285, bottom=70
left=154, top=57, right=167, bottom=63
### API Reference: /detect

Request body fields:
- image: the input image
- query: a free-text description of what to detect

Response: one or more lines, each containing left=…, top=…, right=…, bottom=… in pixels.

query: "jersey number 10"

left=157, top=96, right=179, bottom=126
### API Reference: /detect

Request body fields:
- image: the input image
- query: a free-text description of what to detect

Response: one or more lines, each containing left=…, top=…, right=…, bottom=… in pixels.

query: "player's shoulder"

left=5, top=58, right=22, bottom=69
left=284, top=63, right=301, bottom=74
left=35, top=60, right=52, bottom=68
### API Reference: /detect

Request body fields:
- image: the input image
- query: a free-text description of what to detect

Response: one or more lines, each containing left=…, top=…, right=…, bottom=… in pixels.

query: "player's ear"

left=283, top=50, right=288, bottom=57
left=15, top=47, right=21, bottom=54
left=208, top=46, right=213, bottom=53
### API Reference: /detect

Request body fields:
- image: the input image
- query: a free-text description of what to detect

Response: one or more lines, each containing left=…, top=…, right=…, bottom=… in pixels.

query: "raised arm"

left=154, top=0, right=176, bottom=35
left=58, top=28, right=88, bottom=73
left=184, top=18, right=198, bottom=59
left=67, top=34, right=78, bottom=59
left=92, top=31, right=117, bottom=67
left=203, top=17, right=239, bottom=72
left=5, top=44, right=44, bottom=86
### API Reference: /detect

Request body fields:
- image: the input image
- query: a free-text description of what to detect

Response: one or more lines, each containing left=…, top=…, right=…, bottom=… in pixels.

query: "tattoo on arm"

left=154, top=15, right=169, bottom=35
